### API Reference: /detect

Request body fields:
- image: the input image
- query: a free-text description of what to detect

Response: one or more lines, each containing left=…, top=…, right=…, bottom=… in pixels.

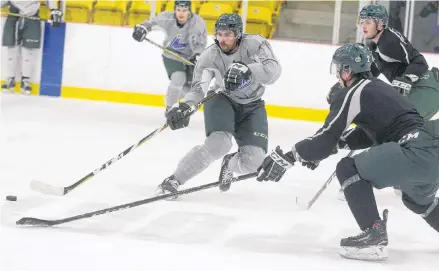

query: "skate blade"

left=339, top=245, right=388, bottom=262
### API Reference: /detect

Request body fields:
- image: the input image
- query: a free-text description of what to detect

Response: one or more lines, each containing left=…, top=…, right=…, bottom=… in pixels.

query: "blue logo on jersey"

left=170, top=37, right=187, bottom=50
left=233, top=80, right=252, bottom=91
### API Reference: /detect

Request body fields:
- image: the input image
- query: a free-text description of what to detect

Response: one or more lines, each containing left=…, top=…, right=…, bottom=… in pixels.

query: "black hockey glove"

left=223, top=61, right=252, bottom=92
left=292, top=146, right=320, bottom=170
left=392, top=75, right=418, bottom=96
left=50, top=9, right=63, bottom=27
left=327, top=83, right=342, bottom=105
left=166, top=102, right=191, bottom=130
left=133, top=24, right=148, bottom=42
left=256, top=146, right=295, bottom=182
left=301, top=159, right=320, bottom=170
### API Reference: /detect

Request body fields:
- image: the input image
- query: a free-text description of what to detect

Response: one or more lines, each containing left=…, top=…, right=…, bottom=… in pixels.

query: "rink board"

left=2, top=21, right=439, bottom=122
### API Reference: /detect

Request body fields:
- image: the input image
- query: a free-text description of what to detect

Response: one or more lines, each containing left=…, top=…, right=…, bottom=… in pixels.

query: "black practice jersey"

left=295, top=78, right=425, bottom=161
left=369, top=28, right=428, bottom=82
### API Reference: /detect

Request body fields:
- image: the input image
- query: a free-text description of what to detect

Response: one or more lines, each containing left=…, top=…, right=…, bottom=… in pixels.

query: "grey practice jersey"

left=1, top=1, right=57, bottom=16
left=142, top=12, right=207, bottom=62
left=184, top=34, right=281, bottom=105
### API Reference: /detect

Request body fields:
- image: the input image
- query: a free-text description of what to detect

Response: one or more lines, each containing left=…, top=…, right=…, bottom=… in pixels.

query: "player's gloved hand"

left=223, top=61, right=252, bottom=92
left=256, top=146, right=295, bottom=182
left=166, top=102, right=191, bottom=130
left=189, top=54, right=200, bottom=65
left=50, top=9, right=63, bottom=27
left=293, top=146, right=320, bottom=170
left=327, top=83, right=342, bottom=105
left=392, top=74, right=418, bottom=96
left=133, top=24, right=148, bottom=42
left=301, top=159, right=320, bottom=170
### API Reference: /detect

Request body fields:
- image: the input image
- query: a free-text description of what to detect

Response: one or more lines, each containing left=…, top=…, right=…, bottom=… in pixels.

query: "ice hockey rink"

left=1, top=94, right=438, bottom=271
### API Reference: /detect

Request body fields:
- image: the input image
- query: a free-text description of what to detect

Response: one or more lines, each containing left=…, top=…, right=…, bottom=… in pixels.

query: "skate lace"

left=221, top=168, right=233, bottom=183
left=220, top=156, right=233, bottom=182
left=348, top=228, right=371, bottom=240
left=168, top=179, right=179, bottom=189
left=159, top=178, right=179, bottom=191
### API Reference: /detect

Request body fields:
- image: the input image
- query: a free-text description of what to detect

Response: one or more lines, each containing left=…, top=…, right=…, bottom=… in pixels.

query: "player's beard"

left=220, top=40, right=238, bottom=53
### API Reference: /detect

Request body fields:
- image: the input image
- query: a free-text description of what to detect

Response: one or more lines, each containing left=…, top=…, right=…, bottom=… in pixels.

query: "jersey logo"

left=420, top=74, right=430, bottom=80
left=234, top=80, right=252, bottom=91
left=269, top=152, right=291, bottom=168
left=253, top=132, right=268, bottom=139
left=398, top=131, right=419, bottom=144
left=170, top=37, right=187, bottom=50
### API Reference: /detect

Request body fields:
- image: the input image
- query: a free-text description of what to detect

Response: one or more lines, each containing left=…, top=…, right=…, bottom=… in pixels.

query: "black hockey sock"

left=343, top=176, right=381, bottom=231
left=337, top=157, right=381, bottom=231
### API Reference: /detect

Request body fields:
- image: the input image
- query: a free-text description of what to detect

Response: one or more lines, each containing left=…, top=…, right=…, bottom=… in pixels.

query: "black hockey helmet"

left=175, top=0, right=192, bottom=10
left=214, top=13, right=243, bottom=52
left=330, top=43, right=373, bottom=76
left=359, top=4, right=388, bottom=39
left=214, top=13, right=243, bottom=38
left=359, top=4, right=389, bottom=26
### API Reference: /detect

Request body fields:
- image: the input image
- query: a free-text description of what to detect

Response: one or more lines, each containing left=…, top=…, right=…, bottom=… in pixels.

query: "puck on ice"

left=6, top=195, right=17, bottom=201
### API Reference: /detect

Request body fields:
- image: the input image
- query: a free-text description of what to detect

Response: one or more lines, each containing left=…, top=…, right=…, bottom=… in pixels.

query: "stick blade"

left=30, top=180, right=65, bottom=196
left=16, top=217, right=56, bottom=227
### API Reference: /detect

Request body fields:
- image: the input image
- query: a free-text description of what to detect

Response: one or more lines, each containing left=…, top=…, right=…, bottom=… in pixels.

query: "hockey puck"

left=6, top=195, right=17, bottom=201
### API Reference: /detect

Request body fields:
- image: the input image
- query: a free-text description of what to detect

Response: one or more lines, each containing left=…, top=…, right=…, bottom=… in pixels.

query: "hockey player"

left=132, top=0, right=207, bottom=113
left=1, top=0, right=62, bottom=95
left=256, top=43, right=439, bottom=261
left=339, top=3, right=439, bottom=199
left=359, top=3, right=439, bottom=121
left=359, top=3, right=439, bottom=197
left=154, top=13, right=281, bottom=198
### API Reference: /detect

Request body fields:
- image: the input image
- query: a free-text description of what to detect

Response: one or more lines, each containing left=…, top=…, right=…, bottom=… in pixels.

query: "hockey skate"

left=2, top=77, right=15, bottom=93
left=21, top=78, right=31, bottom=95
left=218, top=153, right=235, bottom=192
left=153, top=175, right=180, bottom=200
left=339, top=209, right=389, bottom=262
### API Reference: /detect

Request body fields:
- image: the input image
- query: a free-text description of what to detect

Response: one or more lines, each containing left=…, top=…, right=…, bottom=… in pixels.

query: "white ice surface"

left=0, top=95, right=438, bottom=271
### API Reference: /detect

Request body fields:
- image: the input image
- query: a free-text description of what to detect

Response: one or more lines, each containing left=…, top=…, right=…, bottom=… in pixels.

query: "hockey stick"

left=17, top=172, right=258, bottom=227
left=1, top=12, right=53, bottom=23
left=297, top=150, right=356, bottom=210
left=143, top=37, right=194, bottom=66
left=30, top=87, right=221, bottom=196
